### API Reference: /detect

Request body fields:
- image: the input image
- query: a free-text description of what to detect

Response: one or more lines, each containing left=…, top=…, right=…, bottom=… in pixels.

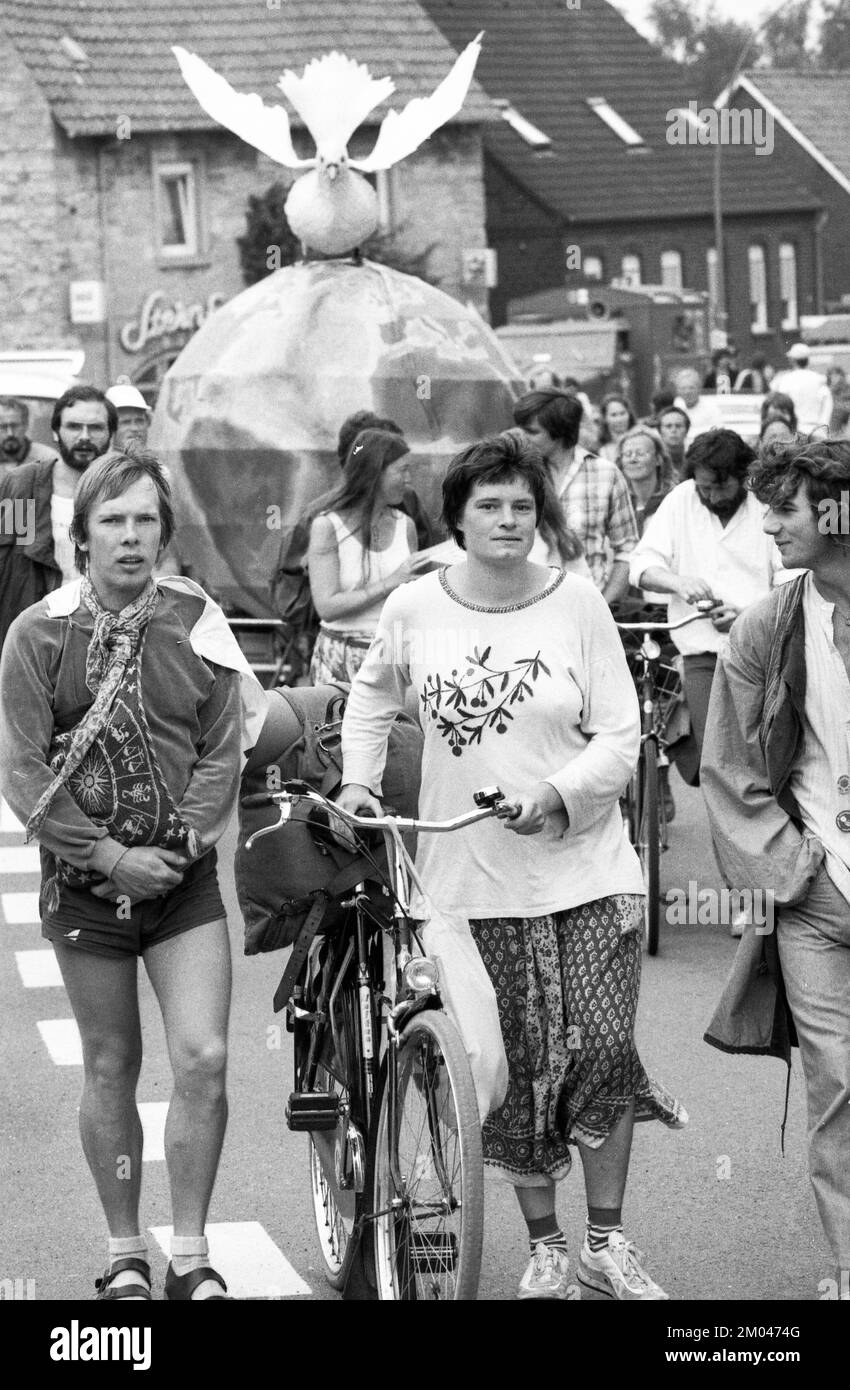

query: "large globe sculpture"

left=151, top=258, right=524, bottom=616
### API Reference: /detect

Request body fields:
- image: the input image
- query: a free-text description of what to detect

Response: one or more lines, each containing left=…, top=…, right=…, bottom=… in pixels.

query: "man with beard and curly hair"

left=0, top=385, right=116, bottom=652
left=628, top=429, right=794, bottom=796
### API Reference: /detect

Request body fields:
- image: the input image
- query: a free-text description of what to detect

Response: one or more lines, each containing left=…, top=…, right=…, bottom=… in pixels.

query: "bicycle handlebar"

left=615, top=601, right=719, bottom=634
left=242, top=784, right=519, bottom=841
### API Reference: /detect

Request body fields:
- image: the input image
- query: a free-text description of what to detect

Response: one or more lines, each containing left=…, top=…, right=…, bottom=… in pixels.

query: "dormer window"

left=586, top=97, right=645, bottom=148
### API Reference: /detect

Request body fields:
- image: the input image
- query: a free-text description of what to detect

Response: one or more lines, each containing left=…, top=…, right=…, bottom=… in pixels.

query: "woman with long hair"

left=615, top=425, right=674, bottom=533
left=307, top=428, right=430, bottom=683
left=598, top=393, right=636, bottom=461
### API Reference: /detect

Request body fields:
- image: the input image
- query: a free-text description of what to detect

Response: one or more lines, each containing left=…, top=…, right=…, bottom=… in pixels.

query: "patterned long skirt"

left=469, top=895, right=685, bottom=1185
left=309, top=628, right=373, bottom=685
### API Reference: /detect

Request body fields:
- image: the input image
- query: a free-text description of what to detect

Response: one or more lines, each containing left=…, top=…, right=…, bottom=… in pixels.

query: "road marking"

left=1, top=892, right=41, bottom=924
left=139, top=1102, right=168, bottom=1161
left=37, top=1018, right=83, bottom=1066
left=0, top=845, right=41, bottom=874
left=0, top=799, right=24, bottom=832
left=149, top=1221, right=312, bottom=1298
left=15, top=950, right=63, bottom=988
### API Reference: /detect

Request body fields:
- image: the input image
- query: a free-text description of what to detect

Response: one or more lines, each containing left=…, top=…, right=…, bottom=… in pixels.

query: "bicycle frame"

left=247, top=785, right=509, bottom=1255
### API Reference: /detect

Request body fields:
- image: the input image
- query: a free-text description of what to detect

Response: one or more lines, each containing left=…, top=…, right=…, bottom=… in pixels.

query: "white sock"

left=171, top=1234, right=209, bottom=1275
left=107, top=1234, right=149, bottom=1293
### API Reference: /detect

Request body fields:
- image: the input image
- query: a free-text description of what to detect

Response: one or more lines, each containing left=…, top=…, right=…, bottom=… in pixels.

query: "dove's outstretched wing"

left=351, top=32, right=483, bottom=173
left=277, top=52, right=395, bottom=156
left=173, top=46, right=313, bottom=169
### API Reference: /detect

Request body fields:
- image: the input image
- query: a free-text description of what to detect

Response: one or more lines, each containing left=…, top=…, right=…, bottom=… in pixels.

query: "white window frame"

left=375, top=169, right=395, bottom=235
left=620, top=253, right=643, bottom=287
left=155, top=160, right=201, bottom=259
left=748, top=244, right=769, bottom=332
left=660, top=250, right=683, bottom=290
left=779, top=242, right=798, bottom=331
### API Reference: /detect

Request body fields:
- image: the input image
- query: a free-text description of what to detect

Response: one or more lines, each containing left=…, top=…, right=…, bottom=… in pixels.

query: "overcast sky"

left=610, top=0, right=824, bottom=46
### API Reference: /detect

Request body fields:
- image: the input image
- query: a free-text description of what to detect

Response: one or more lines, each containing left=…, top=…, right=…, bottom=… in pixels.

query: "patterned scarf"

left=26, top=574, right=160, bottom=842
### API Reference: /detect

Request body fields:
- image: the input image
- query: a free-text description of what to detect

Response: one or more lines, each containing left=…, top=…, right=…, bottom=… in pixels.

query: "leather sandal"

left=95, top=1256, right=152, bottom=1300
left=164, top=1263, right=230, bottom=1300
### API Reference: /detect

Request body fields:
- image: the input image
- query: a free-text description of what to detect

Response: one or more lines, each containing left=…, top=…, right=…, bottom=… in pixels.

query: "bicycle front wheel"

left=371, top=1009, right=484, bottom=1300
left=637, top=738, right=661, bottom=955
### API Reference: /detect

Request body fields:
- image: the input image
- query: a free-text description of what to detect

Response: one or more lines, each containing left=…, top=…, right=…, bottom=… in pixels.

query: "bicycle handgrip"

left=241, top=792, right=276, bottom=808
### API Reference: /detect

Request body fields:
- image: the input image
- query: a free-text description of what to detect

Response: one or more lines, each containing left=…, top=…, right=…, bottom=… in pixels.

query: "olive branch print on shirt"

left=420, top=646, right=551, bottom=755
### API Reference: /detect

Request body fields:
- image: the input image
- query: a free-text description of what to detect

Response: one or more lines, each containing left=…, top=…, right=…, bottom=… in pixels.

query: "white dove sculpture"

left=173, top=35, right=483, bottom=256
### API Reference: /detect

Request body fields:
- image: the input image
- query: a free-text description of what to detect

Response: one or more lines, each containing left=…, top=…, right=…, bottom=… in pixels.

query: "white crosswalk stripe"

left=0, top=798, right=24, bottom=832
left=37, top=1018, right=83, bottom=1066
left=0, top=845, right=41, bottom=874
left=15, top=949, right=63, bottom=988
left=139, top=1102, right=168, bottom=1161
left=149, top=1221, right=312, bottom=1298
left=1, top=892, right=41, bottom=924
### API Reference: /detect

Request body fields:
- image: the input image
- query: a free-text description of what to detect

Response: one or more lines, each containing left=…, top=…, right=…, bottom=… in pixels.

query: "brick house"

left=421, top=0, right=824, bottom=367
left=0, top=0, right=496, bottom=400
left=719, top=71, right=850, bottom=314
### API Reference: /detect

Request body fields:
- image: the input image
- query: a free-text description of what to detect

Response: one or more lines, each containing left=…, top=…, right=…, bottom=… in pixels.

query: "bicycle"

left=615, top=601, right=717, bottom=956
left=242, top=781, right=517, bottom=1300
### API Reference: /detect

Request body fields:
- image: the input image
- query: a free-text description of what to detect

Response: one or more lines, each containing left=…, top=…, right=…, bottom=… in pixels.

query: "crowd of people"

left=1, top=344, right=848, bottom=1303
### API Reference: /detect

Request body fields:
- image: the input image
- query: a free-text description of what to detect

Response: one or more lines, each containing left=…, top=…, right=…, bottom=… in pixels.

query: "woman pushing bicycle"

left=336, top=432, right=686, bottom=1302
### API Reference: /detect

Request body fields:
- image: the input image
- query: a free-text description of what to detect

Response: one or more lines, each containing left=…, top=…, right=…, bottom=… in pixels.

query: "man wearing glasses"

left=0, top=386, right=116, bottom=653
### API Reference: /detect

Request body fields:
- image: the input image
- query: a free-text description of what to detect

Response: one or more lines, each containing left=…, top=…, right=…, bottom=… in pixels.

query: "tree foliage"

left=647, top=0, right=847, bottom=97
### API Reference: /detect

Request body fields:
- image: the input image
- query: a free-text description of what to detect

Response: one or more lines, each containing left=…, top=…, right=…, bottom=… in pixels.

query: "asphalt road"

left=0, top=774, right=829, bottom=1304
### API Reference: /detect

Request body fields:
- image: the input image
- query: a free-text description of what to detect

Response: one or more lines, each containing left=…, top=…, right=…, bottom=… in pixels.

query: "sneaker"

left=577, top=1232, right=669, bottom=1301
left=517, top=1242, right=572, bottom=1300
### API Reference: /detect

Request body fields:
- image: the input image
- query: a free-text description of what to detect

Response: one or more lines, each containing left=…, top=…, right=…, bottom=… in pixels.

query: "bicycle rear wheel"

left=371, top=1009, right=483, bottom=1300
left=307, top=981, right=366, bottom=1290
left=636, top=738, right=661, bottom=955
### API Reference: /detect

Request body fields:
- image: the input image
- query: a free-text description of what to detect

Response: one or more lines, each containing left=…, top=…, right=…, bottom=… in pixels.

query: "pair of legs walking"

left=777, top=866, right=850, bottom=1289
left=53, top=917, right=231, bottom=1300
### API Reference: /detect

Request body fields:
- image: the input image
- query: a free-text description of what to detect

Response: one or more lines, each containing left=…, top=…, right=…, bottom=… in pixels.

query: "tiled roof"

left=732, top=70, right=850, bottom=194
left=420, top=0, right=820, bottom=223
left=0, top=0, right=496, bottom=136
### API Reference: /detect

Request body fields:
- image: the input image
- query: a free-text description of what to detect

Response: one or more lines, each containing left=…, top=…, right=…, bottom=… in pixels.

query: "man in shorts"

left=0, top=448, right=264, bottom=1300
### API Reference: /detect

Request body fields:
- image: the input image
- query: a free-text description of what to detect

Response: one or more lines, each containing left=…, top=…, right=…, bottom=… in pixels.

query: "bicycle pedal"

left=409, top=1231, right=457, bottom=1272
left=285, top=1091, right=340, bottom=1131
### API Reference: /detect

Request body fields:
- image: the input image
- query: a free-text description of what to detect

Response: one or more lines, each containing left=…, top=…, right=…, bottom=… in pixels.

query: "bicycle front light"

left=642, top=637, right=662, bottom=660
left=403, top=957, right=440, bottom=995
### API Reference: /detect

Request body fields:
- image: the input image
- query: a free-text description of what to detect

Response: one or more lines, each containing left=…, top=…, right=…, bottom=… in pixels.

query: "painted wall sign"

left=120, top=290, right=226, bottom=353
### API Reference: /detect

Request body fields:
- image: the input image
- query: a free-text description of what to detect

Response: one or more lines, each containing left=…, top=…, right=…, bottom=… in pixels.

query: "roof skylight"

left=493, top=99, right=552, bottom=148
left=586, top=96, right=644, bottom=146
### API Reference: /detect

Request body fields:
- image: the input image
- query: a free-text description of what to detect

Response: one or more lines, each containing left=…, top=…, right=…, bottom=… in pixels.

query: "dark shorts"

left=41, top=850, right=225, bottom=960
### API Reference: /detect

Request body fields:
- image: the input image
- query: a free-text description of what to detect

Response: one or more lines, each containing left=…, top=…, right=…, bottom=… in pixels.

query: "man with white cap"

left=105, top=382, right=151, bottom=451
left=772, top=344, right=832, bottom=433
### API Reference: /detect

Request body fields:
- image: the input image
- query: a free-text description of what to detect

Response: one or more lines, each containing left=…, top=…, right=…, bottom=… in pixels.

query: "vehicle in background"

left=800, top=314, right=850, bottom=376
left=495, top=283, right=711, bottom=415
left=0, top=351, right=85, bottom=448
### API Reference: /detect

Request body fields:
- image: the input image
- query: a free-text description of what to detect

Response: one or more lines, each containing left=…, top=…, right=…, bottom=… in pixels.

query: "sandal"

left=95, top=1256, right=152, bottom=1300
left=164, top=1263, right=230, bottom=1300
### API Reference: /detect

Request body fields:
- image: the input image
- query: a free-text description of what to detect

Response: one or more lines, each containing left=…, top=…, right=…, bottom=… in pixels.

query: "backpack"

left=236, top=684, right=423, bottom=954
